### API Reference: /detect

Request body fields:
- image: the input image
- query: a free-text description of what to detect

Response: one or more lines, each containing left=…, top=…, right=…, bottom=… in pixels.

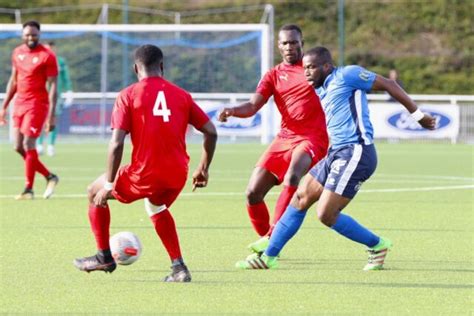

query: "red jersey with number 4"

left=12, top=44, right=58, bottom=113
left=111, top=77, right=210, bottom=188
left=256, top=60, right=327, bottom=142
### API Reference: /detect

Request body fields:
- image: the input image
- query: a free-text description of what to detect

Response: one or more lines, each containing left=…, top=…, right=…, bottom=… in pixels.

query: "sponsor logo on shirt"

left=359, top=70, right=371, bottom=81
left=387, top=110, right=447, bottom=131
left=32, top=57, right=39, bottom=64
left=279, top=72, right=288, bottom=81
left=18, top=54, right=25, bottom=61
left=30, top=127, right=38, bottom=133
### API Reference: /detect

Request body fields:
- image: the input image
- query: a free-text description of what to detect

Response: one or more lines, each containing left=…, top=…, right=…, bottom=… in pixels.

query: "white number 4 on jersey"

left=153, top=91, right=171, bottom=122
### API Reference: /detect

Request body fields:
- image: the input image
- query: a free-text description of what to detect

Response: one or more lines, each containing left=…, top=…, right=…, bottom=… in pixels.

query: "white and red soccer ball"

left=110, top=232, right=142, bottom=265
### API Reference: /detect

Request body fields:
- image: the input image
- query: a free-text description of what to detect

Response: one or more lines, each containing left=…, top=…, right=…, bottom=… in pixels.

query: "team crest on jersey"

left=18, top=54, right=25, bottom=61
left=32, top=57, right=39, bottom=64
left=354, top=181, right=363, bottom=192
left=330, top=159, right=347, bottom=175
left=359, top=70, right=371, bottom=81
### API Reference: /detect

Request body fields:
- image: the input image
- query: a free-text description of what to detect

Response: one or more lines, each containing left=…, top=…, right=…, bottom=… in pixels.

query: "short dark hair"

left=305, top=46, right=333, bottom=65
left=134, top=44, right=163, bottom=71
left=23, top=20, right=40, bottom=30
left=279, top=24, right=303, bottom=37
left=47, top=41, right=55, bottom=46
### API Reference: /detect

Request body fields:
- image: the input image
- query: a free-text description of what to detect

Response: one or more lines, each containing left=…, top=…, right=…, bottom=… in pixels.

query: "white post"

left=100, top=4, right=109, bottom=139
left=14, top=9, right=21, bottom=24
left=260, top=24, right=272, bottom=144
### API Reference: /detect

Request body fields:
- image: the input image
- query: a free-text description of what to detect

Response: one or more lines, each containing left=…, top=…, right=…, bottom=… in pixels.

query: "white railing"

left=1, top=93, right=473, bottom=143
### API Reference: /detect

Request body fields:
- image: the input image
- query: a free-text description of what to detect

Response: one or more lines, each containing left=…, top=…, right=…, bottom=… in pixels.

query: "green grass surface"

left=1, top=143, right=473, bottom=314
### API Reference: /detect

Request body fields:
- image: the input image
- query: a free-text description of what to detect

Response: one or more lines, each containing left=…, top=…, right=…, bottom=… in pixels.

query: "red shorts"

left=256, top=134, right=328, bottom=184
left=13, top=108, right=48, bottom=138
left=112, top=165, right=186, bottom=207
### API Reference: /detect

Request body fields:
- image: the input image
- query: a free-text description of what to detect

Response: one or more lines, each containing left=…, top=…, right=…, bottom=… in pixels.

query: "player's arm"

left=93, top=128, right=126, bottom=206
left=371, top=75, right=436, bottom=130
left=45, top=75, right=58, bottom=131
left=0, top=66, right=18, bottom=125
left=218, top=93, right=266, bottom=122
left=192, top=121, right=218, bottom=191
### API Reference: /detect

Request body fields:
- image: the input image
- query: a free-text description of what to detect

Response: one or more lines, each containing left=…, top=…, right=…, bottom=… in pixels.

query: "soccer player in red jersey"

left=218, top=24, right=329, bottom=253
left=73, top=44, right=217, bottom=282
left=0, top=21, right=59, bottom=200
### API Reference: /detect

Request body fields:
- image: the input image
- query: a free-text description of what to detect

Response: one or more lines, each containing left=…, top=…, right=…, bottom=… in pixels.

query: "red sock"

left=20, top=149, right=49, bottom=178
left=150, top=209, right=182, bottom=261
left=247, top=202, right=270, bottom=236
left=24, top=150, right=38, bottom=189
left=35, top=152, right=50, bottom=177
left=88, top=204, right=111, bottom=250
left=268, top=185, right=297, bottom=236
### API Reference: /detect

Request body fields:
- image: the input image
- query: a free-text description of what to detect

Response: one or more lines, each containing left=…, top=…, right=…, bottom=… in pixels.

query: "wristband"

left=103, top=181, right=113, bottom=191
left=410, top=109, right=424, bottom=121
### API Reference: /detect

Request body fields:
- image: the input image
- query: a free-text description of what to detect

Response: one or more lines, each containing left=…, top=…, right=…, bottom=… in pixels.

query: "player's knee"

left=292, top=189, right=309, bottom=209
left=14, top=144, right=24, bottom=154
left=246, top=187, right=263, bottom=204
left=317, top=209, right=337, bottom=227
left=86, top=184, right=95, bottom=203
left=283, top=172, right=301, bottom=187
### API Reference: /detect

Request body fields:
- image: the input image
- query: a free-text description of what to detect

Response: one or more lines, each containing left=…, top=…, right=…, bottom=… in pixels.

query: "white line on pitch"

left=0, top=184, right=472, bottom=199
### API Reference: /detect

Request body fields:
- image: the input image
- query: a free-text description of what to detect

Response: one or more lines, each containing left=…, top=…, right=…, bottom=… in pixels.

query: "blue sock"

left=265, top=205, right=307, bottom=257
left=331, top=213, right=379, bottom=248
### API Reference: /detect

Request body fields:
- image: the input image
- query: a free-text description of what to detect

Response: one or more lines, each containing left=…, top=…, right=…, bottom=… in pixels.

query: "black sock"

left=171, top=258, right=185, bottom=267
left=97, top=249, right=113, bottom=263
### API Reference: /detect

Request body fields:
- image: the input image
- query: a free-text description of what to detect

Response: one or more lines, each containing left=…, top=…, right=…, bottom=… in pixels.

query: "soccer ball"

left=110, top=232, right=142, bottom=265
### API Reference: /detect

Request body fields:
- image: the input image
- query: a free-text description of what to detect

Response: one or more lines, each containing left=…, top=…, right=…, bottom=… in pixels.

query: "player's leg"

left=245, top=166, right=278, bottom=236
left=74, top=173, right=117, bottom=273
left=147, top=188, right=191, bottom=282
left=269, top=148, right=313, bottom=235
left=236, top=174, right=322, bottom=269
left=17, top=110, right=58, bottom=199
left=317, top=144, right=391, bottom=270
left=316, top=190, right=391, bottom=270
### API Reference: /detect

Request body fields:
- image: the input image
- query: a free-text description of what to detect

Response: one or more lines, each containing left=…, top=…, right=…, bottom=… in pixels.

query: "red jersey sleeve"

left=111, top=88, right=132, bottom=132
left=255, top=70, right=274, bottom=100
left=189, top=98, right=210, bottom=129
left=45, top=52, right=59, bottom=77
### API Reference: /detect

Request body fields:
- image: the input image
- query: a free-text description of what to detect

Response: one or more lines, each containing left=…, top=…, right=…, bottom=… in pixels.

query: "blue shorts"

left=309, top=143, right=377, bottom=199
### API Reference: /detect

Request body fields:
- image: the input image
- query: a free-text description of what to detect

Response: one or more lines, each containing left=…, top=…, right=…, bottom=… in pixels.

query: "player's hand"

left=192, top=168, right=209, bottom=191
left=45, top=116, right=56, bottom=132
left=418, top=113, right=436, bottom=130
left=93, top=188, right=112, bottom=206
left=0, top=109, right=7, bottom=126
left=217, top=108, right=234, bottom=122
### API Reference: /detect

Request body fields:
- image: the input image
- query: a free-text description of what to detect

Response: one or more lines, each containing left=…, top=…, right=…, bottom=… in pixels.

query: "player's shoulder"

left=339, top=65, right=373, bottom=81
left=160, top=78, right=193, bottom=99
left=12, top=44, right=25, bottom=54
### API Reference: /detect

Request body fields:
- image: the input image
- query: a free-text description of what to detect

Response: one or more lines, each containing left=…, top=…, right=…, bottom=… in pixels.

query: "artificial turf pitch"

left=1, top=142, right=472, bottom=314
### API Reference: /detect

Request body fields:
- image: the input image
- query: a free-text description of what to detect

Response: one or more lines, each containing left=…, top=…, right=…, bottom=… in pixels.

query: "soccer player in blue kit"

left=236, top=46, right=436, bottom=270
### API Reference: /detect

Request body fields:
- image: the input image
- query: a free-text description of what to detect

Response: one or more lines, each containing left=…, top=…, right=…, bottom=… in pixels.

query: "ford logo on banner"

left=387, top=111, right=450, bottom=132
left=207, top=109, right=261, bottom=129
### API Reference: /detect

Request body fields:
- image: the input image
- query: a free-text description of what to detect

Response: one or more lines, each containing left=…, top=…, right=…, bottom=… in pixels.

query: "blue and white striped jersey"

left=316, top=65, right=376, bottom=148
